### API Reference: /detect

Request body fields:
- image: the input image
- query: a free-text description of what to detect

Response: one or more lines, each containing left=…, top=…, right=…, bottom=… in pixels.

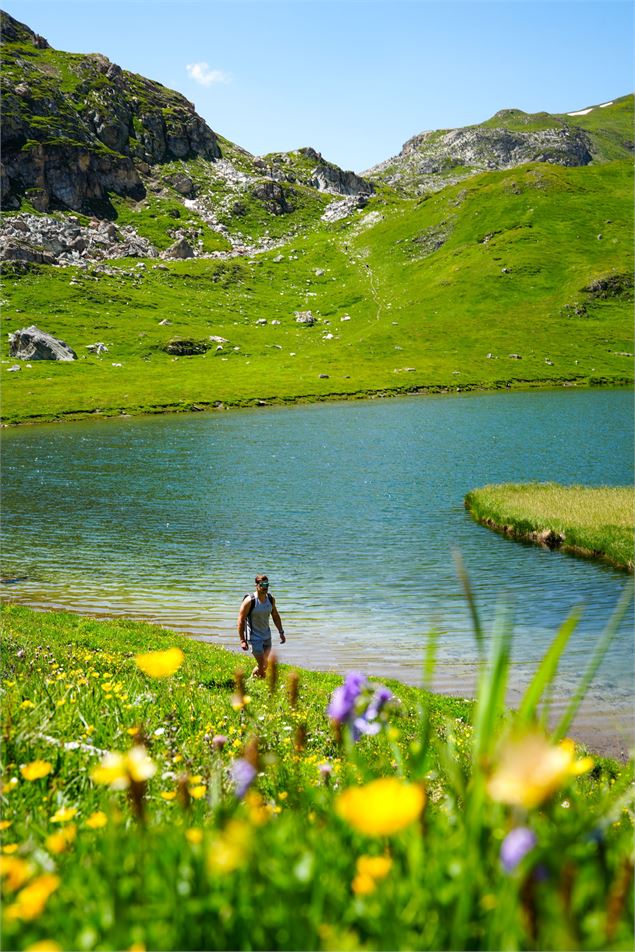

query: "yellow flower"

left=50, top=806, right=77, bottom=824
left=186, top=828, right=203, bottom=845
left=46, top=824, right=76, bottom=854
left=0, top=820, right=13, bottom=831
left=487, top=733, right=594, bottom=809
left=20, top=760, right=52, bottom=782
left=336, top=778, right=425, bottom=836
left=85, top=811, right=108, bottom=829
left=20, top=700, right=35, bottom=709
left=208, top=820, right=251, bottom=873
left=2, top=844, right=18, bottom=854
left=25, top=941, right=63, bottom=952
left=189, top=785, right=206, bottom=800
left=135, top=647, right=184, bottom=678
left=160, top=791, right=177, bottom=801
left=91, top=746, right=156, bottom=790
left=5, top=873, right=60, bottom=921
left=352, top=872, right=376, bottom=895
left=245, top=791, right=270, bottom=826
left=0, top=855, right=34, bottom=891
left=356, top=855, right=392, bottom=880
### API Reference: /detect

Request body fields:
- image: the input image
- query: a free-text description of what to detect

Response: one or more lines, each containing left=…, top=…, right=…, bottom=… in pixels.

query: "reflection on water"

left=2, top=388, right=633, bottom=752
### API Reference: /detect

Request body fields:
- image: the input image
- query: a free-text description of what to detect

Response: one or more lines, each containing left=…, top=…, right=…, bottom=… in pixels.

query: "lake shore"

left=3, top=600, right=630, bottom=762
left=2, top=373, right=632, bottom=428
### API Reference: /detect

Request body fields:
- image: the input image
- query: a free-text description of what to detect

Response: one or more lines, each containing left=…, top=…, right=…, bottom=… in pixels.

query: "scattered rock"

left=209, top=335, right=228, bottom=343
left=9, top=325, right=77, bottom=361
left=163, top=237, right=194, bottom=259
left=294, top=310, right=316, bottom=325
left=159, top=319, right=172, bottom=326
left=163, top=338, right=210, bottom=356
left=86, top=342, right=108, bottom=354
left=7, top=364, right=20, bottom=372
left=508, top=353, right=522, bottom=359
left=256, top=318, right=268, bottom=326
left=319, top=373, right=329, bottom=379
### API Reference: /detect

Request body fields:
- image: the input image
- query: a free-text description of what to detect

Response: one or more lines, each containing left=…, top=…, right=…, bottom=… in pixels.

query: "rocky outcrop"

left=163, top=338, right=210, bottom=355
left=163, top=237, right=195, bottom=259
left=8, top=325, right=77, bottom=361
left=309, top=163, right=374, bottom=197
left=366, top=111, right=597, bottom=195
left=0, top=213, right=157, bottom=264
left=251, top=181, right=293, bottom=215
left=1, top=11, right=221, bottom=213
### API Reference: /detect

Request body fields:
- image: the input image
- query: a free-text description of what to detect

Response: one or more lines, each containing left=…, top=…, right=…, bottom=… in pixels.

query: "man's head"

left=255, top=574, right=269, bottom=590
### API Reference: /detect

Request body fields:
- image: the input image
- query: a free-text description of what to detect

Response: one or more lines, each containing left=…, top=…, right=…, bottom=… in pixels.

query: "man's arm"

left=271, top=602, right=286, bottom=644
left=237, top=598, right=250, bottom=650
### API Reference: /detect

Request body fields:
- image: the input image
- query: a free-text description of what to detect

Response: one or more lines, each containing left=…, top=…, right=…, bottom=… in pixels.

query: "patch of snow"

left=567, top=108, right=594, bottom=116
left=599, top=101, right=614, bottom=108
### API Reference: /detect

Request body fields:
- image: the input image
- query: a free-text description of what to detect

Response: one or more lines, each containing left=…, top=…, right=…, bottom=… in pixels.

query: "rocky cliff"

left=1, top=11, right=222, bottom=213
left=366, top=99, right=634, bottom=195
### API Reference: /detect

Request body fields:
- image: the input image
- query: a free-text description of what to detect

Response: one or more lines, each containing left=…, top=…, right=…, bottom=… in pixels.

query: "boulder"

left=9, top=325, right=77, bottom=361
left=252, top=181, right=293, bottom=215
left=163, top=338, right=209, bottom=355
left=163, top=238, right=195, bottom=259
left=294, top=310, right=316, bottom=325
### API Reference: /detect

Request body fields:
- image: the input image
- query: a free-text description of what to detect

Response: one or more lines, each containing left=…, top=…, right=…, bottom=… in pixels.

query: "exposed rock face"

left=1, top=11, right=222, bottom=213
left=0, top=213, right=157, bottom=264
left=251, top=181, right=293, bottom=215
left=8, top=325, right=77, bottom=361
left=366, top=110, right=598, bottom=195
left=163, top=237, right=195, bottom=259
left=309, top=163, right=374, bottom=197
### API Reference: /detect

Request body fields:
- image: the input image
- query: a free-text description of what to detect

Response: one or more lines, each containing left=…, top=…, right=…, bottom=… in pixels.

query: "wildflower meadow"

left=1, top=578, right=633, bottom=951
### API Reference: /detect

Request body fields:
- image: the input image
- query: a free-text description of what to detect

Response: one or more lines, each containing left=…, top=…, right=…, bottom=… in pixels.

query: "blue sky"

left=4, top=1, right=634, bottom=172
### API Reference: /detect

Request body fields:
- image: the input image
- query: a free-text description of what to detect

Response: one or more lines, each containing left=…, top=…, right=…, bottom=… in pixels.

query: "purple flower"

left=318, top=762, right=332, bottom=777
left=230, top=758, right=256, bottom=798
left=327, top=672, right=366, bottom=722
left=500, top=827, right=537, bottom=873
left=212, top=734, right=228, bottom=751
left=352, top=717, right=382, bottom=740
left=365, top=686, right=393, bottom=721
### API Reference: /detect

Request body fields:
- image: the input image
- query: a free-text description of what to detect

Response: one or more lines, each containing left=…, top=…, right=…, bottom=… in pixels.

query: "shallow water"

left=2, top=388, right=633, bottom=754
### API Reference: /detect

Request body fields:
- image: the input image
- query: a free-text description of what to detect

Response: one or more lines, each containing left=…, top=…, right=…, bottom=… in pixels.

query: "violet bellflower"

left=500, top=826, right=537, bottom=873
left=327, top=672, right=366, bottom=722
left=230, top=758, right=256, bottom=799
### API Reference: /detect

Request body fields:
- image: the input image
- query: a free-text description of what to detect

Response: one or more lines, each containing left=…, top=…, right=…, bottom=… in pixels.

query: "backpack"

left=243, top=592, right=274, bottom=634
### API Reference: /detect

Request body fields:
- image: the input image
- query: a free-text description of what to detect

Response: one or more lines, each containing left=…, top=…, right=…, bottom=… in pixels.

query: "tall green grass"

left=465, top=483, right=634, bottom=571
left=1, top=578, right=633, bottom=951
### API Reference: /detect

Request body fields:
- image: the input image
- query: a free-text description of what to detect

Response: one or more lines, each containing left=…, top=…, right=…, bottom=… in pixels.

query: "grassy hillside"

left=2, top=160, right=632, bottom=425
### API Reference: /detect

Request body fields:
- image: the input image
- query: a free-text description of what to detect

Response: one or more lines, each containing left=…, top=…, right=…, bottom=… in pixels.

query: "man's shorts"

left=249, top=634, right=272, bottom=656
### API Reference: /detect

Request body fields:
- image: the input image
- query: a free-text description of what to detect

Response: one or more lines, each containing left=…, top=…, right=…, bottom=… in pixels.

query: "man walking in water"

left=238, top=574, right=286, bottom=678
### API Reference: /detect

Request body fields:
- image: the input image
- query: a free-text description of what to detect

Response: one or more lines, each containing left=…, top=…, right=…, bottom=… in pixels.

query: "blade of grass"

left=517, top=606, right=582, bottom=725
left=553, top=583, right=633, bottom=742
left=453, top=550, right=485, bottom=659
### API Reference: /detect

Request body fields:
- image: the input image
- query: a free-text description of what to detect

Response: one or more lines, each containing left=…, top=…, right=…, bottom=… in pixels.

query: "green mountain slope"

left=0, top=11, right=632, bottom=425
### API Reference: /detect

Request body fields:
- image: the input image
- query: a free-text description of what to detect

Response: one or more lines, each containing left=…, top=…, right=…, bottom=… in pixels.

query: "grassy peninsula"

left=465, top=483, right=634, bottom=571
left=1, top=602, right=633, bottom=951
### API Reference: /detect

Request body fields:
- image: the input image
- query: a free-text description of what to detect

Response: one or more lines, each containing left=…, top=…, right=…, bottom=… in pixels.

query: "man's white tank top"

left=249, top=593, right=272, bottom=639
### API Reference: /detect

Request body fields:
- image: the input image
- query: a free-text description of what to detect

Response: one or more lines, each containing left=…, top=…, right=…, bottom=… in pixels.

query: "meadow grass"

left=1, top=594, right=633, bottom=951
left=465, top=483, right=634, bottom=571
left=2, top=160, right=632, bottom=426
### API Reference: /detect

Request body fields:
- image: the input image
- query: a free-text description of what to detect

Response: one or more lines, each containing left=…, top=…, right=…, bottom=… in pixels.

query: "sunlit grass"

left=465, top=482, right=634, bottom=571
left=1, top=594, right=633, bottom=950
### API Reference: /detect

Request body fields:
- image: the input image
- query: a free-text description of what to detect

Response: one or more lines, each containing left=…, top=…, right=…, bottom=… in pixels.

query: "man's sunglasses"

left=258, top=581, right=269, bottom=588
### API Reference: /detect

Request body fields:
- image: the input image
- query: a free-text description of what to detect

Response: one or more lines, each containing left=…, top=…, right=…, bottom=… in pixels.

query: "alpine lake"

left=2, top=387, right=633, bottom=756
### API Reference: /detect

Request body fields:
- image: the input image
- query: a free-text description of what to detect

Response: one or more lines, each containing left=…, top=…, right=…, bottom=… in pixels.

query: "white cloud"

left=186, top=62, right=230, bottom=87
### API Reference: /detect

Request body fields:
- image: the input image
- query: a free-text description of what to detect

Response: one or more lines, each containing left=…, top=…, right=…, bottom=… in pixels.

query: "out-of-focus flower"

left=244, top=791, right=270, bottom=826
left=487, top=734, right=594, bottom=809
left=212, top=734, right=228, bottom=751
left=5, top=873, right=60, bottom=921
left=160, top=791, right=177, bottom=802
left=366, top=686, right=393, bottom=721
left=20, top=700, right=35, bottom=709
left=20, top=761, right=52, bottom=782
left=352, top=853, right=393, bottom=894
left=208, top=820, right=251, bottom=873
left=230, top=759, right=256, bottom=799
left=0, top=855, right=34, bottom=891
left=500, top=827, right=537, bottom=872
left=50, top=807, right=77, bottom=824
left=46, top=824, right=76, bottom=854
left=25, top=941, right=63, bottom=952
left=135, top=647, right=184, bottom=678
left=91, top=746, right=156, bottom=790
left=336, top=778, right=425, bottom=835
left=328, top=672, right=366, bottom=722
left=2, top=844, right=18, bottom=854
left=189, top=784, right=206, bottom=800
left=186, top=828, right=203, bottom=845
left=0, top=820, right=12, bottom=831
left=85, top=811, right=108, bottom=829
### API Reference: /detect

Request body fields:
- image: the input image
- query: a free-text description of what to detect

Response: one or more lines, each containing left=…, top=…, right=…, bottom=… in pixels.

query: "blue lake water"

left=1, top=388, right=633, bottom=753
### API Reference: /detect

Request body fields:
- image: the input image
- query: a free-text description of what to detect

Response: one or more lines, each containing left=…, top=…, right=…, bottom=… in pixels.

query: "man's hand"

left=240, top=638, right=248, bottom=651
left=279, top=632, right=286, bottom=645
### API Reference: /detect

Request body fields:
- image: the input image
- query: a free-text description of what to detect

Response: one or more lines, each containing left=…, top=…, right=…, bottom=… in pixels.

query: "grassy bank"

left=1, top=602, right=633, bottom=951
left=465, top=483, right=634, bottom=571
